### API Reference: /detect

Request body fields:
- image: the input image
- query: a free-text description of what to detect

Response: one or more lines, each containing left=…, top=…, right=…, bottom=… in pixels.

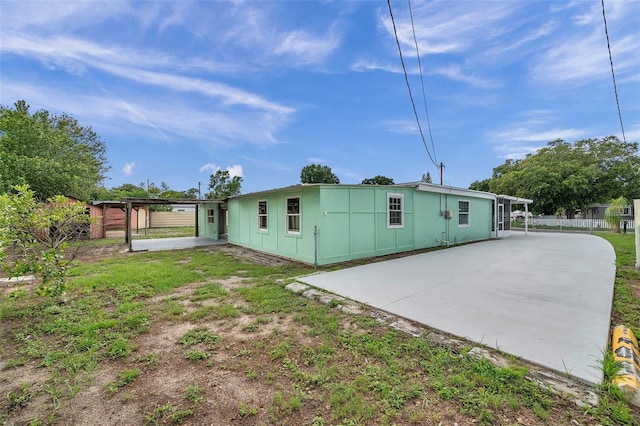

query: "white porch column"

left=524, top=203, right=529, bottom=235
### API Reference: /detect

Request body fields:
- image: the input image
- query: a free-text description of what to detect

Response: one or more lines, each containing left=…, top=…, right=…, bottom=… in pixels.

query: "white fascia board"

left=497, top=195, right=533, bottom=204
left=416, top=183, right=496, bottom=200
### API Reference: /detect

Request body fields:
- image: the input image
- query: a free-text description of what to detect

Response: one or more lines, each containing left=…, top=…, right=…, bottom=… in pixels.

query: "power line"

left=407, top=0, right=437, bottom=164
left=386, top=0, right=438, bottom=168
left=601, top=0, right=626, bottom=143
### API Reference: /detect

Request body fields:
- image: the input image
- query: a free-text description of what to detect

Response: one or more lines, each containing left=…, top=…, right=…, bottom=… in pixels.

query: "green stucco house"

left=225, top=183, right=512, bottom=266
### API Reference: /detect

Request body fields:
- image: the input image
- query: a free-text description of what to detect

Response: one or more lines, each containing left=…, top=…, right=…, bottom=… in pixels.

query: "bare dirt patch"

left=2, top=242, right=635, bottom=425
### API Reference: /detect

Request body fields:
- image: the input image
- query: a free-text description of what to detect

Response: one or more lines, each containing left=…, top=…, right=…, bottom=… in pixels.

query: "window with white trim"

left=286, top=197, right=300, bottom=234
left=257, top=200, right=268, bottom=231
left=207, top=209, right=215, bottom=224
left=387, top=193, right=404, bottom=228
left=458, top=200, right=470, bottom=227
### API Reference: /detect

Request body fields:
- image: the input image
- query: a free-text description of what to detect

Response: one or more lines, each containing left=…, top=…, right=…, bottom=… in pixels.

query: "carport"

left=300, top=232, right=616, bottom=385
left=122, top=198, right=226, bottom=252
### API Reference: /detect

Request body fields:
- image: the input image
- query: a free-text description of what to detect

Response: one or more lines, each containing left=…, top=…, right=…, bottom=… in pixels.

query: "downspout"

left=314, top=225, right=319, bottom=268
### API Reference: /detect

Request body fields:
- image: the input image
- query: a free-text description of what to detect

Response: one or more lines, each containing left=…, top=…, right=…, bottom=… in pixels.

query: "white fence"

left=526, top=218, right=635, bottom=230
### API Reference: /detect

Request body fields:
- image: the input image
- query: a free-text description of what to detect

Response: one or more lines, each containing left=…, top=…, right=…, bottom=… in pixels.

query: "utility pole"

left=198, top=182, right=201, bottom=200
left=439, top=162, right=444, bottom=185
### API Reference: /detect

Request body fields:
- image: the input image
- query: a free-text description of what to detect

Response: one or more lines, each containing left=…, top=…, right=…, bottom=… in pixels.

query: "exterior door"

left=498, top=203, right=506, bottom=237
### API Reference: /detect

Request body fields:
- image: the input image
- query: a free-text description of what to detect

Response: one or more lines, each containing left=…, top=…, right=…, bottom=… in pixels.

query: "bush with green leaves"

left=0, top=184, right=93, bottom=296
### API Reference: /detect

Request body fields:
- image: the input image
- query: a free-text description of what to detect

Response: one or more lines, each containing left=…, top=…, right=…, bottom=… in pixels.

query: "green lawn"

left=0, top=235, right=638, bottom=425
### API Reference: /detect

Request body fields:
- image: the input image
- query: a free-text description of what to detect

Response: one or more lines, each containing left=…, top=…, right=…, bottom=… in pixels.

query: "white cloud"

left=488, top=127, right=588, bottom=160
left=122, top=162, right=135, bottom=176
left=305, top=158, right=325, bottom=165
left=1, top=34, right=292, bottom=115
left=431, top=64, right=497, bottom=89
left=273, top=29, right=340, bottom=66
left=0, top=77, right=289, bottom=148
left=226, top=165, right=244, bottom=178
left=198, top=163, right=243, bottom=178
left=380, top=2, right=522, bottom=56
left=0, top=1, right=130, bottom=33
left=350, top=59, right=405, bottom=74
left=217, top=4, right=343, bottom=67
left=490, top=127, right=587, bottom=143
left=381, top=120, right=418, bottom=135
left=199, top=163, right=219, bottom=173
left=531, top=3, right=640, bottom=86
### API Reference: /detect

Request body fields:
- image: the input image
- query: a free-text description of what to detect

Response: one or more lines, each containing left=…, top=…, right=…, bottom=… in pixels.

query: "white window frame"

left=387, top=193, right=404, bottom=229
left=285, top=196, right=301, bottom=235
left=207, top=208, right=215, bottom=224
left=458, top=200, right=470, bottom=228
left=257, top=200, right=268, bottom=232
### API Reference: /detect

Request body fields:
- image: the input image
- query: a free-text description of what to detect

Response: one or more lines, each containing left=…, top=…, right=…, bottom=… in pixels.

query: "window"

left=286, top=197, right=300, bottom=234
left=207, top=209, right=215, bottom=224
left=458, top=200, right=470, bottom=227
left=258, top=200, right=268, bottom=231
left=387, top=193, right=404, bottom=228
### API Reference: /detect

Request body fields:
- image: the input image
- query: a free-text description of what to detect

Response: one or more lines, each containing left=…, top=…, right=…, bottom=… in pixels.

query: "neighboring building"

left=92, top=201, right=148, bottom=237
left=63, top=197, right=103, bottom=240
left=170, top=204, right=196, bottom=212
left=226, top=183, right=528, bottom=266
left=583, top=203, right=634, bottom=221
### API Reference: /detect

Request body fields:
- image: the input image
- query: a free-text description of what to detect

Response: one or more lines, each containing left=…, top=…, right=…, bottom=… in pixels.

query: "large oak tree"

left=0, top=101, right=109, bottom=201
left=469, top=136, right=640, bottom=216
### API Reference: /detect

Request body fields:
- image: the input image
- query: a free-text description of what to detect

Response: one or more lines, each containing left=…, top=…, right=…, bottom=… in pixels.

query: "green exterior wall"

left=228, top=186, right=321, bottom=264
left=228, top=185, right=494, bottom=266
left=198, top=203, right=220, bottom=240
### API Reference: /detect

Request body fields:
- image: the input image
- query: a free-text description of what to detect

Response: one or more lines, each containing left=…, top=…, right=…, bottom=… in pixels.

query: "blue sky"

left=1, top=1, right=639, bottom=195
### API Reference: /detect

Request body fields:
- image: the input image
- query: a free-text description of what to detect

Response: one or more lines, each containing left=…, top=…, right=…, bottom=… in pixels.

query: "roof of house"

left=230, top=182, right=501, bottom=201
left=119, top=198, right=223, bottom=207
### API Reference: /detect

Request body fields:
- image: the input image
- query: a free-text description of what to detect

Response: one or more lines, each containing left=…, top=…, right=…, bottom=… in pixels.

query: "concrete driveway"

left=299, top=232, right=616, bottom=385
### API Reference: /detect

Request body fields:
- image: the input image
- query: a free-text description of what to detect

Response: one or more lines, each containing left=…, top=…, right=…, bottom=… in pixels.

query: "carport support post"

left=125, top=200, right=133, bottom=252
left=634, top=199, right=639, bottom=270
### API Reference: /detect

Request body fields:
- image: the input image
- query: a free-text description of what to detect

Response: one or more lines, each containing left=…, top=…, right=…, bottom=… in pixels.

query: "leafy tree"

left=575, top=136, right=640, bottom=202
left=300, top=164, right=340, bottom=184
left=604, top=196, right=628, bottom=233
left=92, top=183, right=147, bottom=200
left=361, top=175, right=394, bottom=185
left=421, top=172, right=432, bottom=183
left=142, top=181, right=170, bottom=199
left=93, top=182, right=188, bottom=201
left=0, top=185, right=93, bottom=296
left=477, top=136, right=639, bottom=216
left=469, top=178, right=491, bottom=192
left=206, top=170, right=242, bottom=199
left=160, top=190, right=189, bottom=199
left=184, top=188, right=200, bottom=199
left=0, top=100, right=109, bottom=201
